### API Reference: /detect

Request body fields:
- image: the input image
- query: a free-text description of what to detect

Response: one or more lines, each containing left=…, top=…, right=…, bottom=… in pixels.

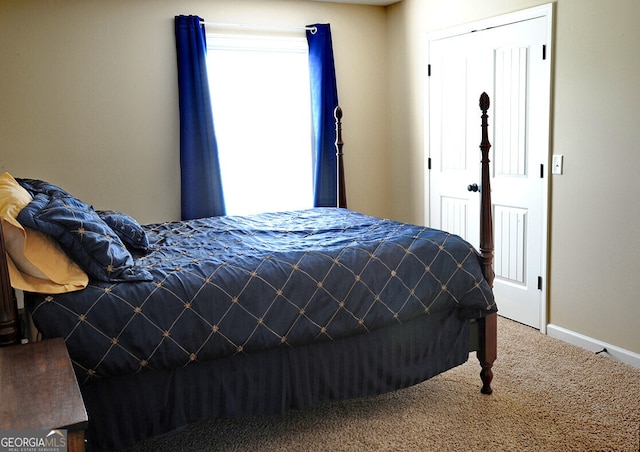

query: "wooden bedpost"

left=334, top=106, right=347, bottom=208
left=478, top=93, right=494, bottom=288
left=0, top=222, right=20, bottom=346
left=477, top=92, right=497, bottom=395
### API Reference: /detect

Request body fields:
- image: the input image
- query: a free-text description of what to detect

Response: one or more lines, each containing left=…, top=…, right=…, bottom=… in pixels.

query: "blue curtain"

left=175, top=15, right=226, bottom=220
left=307, top=24, right=339, bottom=208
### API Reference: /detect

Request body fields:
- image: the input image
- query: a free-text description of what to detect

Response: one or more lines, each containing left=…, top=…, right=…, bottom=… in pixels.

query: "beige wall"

left=0, top=0, right=390, bottom=223
left=389, top=0, right=640, bottom=355
left=2, top=0, right=639, bottom=356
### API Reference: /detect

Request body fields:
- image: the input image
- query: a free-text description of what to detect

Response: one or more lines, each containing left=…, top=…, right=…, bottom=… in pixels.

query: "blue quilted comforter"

left=25, top=208, right=496, bottom=383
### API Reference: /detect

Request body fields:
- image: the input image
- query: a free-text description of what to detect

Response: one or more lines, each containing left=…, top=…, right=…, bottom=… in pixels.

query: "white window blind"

left=207, top=33, right=313, bottom=216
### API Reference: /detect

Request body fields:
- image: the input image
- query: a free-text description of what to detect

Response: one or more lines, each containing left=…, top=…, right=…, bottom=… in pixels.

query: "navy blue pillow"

left=16, top=179, right=152, bottom=282
left=97, top=210, right=150, bottom=253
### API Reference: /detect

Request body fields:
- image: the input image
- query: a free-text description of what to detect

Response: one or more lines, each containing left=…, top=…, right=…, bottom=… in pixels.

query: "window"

left=207, top=32, right=313, bottom=216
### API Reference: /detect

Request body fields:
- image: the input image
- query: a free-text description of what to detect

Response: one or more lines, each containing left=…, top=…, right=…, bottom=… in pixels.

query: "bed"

left=0, top=94, right=497, bottom=451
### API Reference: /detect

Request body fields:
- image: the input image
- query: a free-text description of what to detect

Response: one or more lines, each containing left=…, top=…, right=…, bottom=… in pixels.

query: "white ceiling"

left=309, top=0, right=401, bottom=6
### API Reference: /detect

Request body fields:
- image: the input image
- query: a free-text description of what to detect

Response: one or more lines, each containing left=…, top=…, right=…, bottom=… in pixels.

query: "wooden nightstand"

left=0, top=338, right=88, bottom=452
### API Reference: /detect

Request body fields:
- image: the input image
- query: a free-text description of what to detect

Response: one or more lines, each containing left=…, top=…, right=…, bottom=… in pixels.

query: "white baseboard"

left=547, top=324, right=640, bottom=369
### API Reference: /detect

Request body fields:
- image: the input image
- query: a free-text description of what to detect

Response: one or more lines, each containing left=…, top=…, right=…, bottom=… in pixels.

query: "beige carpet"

left=121, top=317, right=640, bottom=451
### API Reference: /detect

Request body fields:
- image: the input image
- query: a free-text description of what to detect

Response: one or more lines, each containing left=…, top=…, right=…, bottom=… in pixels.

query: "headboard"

left=0, top=223, right=19, bottom=345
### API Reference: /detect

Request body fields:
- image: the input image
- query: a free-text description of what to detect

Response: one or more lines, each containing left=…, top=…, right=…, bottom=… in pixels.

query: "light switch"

left=552, top=154, right=563, bottom=175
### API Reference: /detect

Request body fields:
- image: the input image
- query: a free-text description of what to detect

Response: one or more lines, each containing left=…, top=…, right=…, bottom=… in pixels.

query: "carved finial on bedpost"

left=479, top=92, right=490, bottom=114
left=335, top=106, right=347, bottom=209
left=478, top=92, right=496, bottom=395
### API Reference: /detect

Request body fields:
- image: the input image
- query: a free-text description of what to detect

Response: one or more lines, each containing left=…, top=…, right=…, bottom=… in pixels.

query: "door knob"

left=467, top=183, right=479, bottom=192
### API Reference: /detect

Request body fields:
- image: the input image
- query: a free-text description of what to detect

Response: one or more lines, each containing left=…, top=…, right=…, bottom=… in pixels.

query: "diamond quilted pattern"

left=25, top=208, right=496, bottom=383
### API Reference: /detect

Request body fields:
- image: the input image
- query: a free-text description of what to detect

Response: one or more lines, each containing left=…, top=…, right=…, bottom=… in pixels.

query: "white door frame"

left=425, top=3, right=553, bottom=333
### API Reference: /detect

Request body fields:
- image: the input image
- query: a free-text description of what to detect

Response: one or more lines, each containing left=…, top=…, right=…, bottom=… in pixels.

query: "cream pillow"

left=0, top=172, right=88, bottom=293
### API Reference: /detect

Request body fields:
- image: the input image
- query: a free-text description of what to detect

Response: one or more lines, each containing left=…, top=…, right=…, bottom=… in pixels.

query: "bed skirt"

left=81, top=309, right=470, bottom=450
